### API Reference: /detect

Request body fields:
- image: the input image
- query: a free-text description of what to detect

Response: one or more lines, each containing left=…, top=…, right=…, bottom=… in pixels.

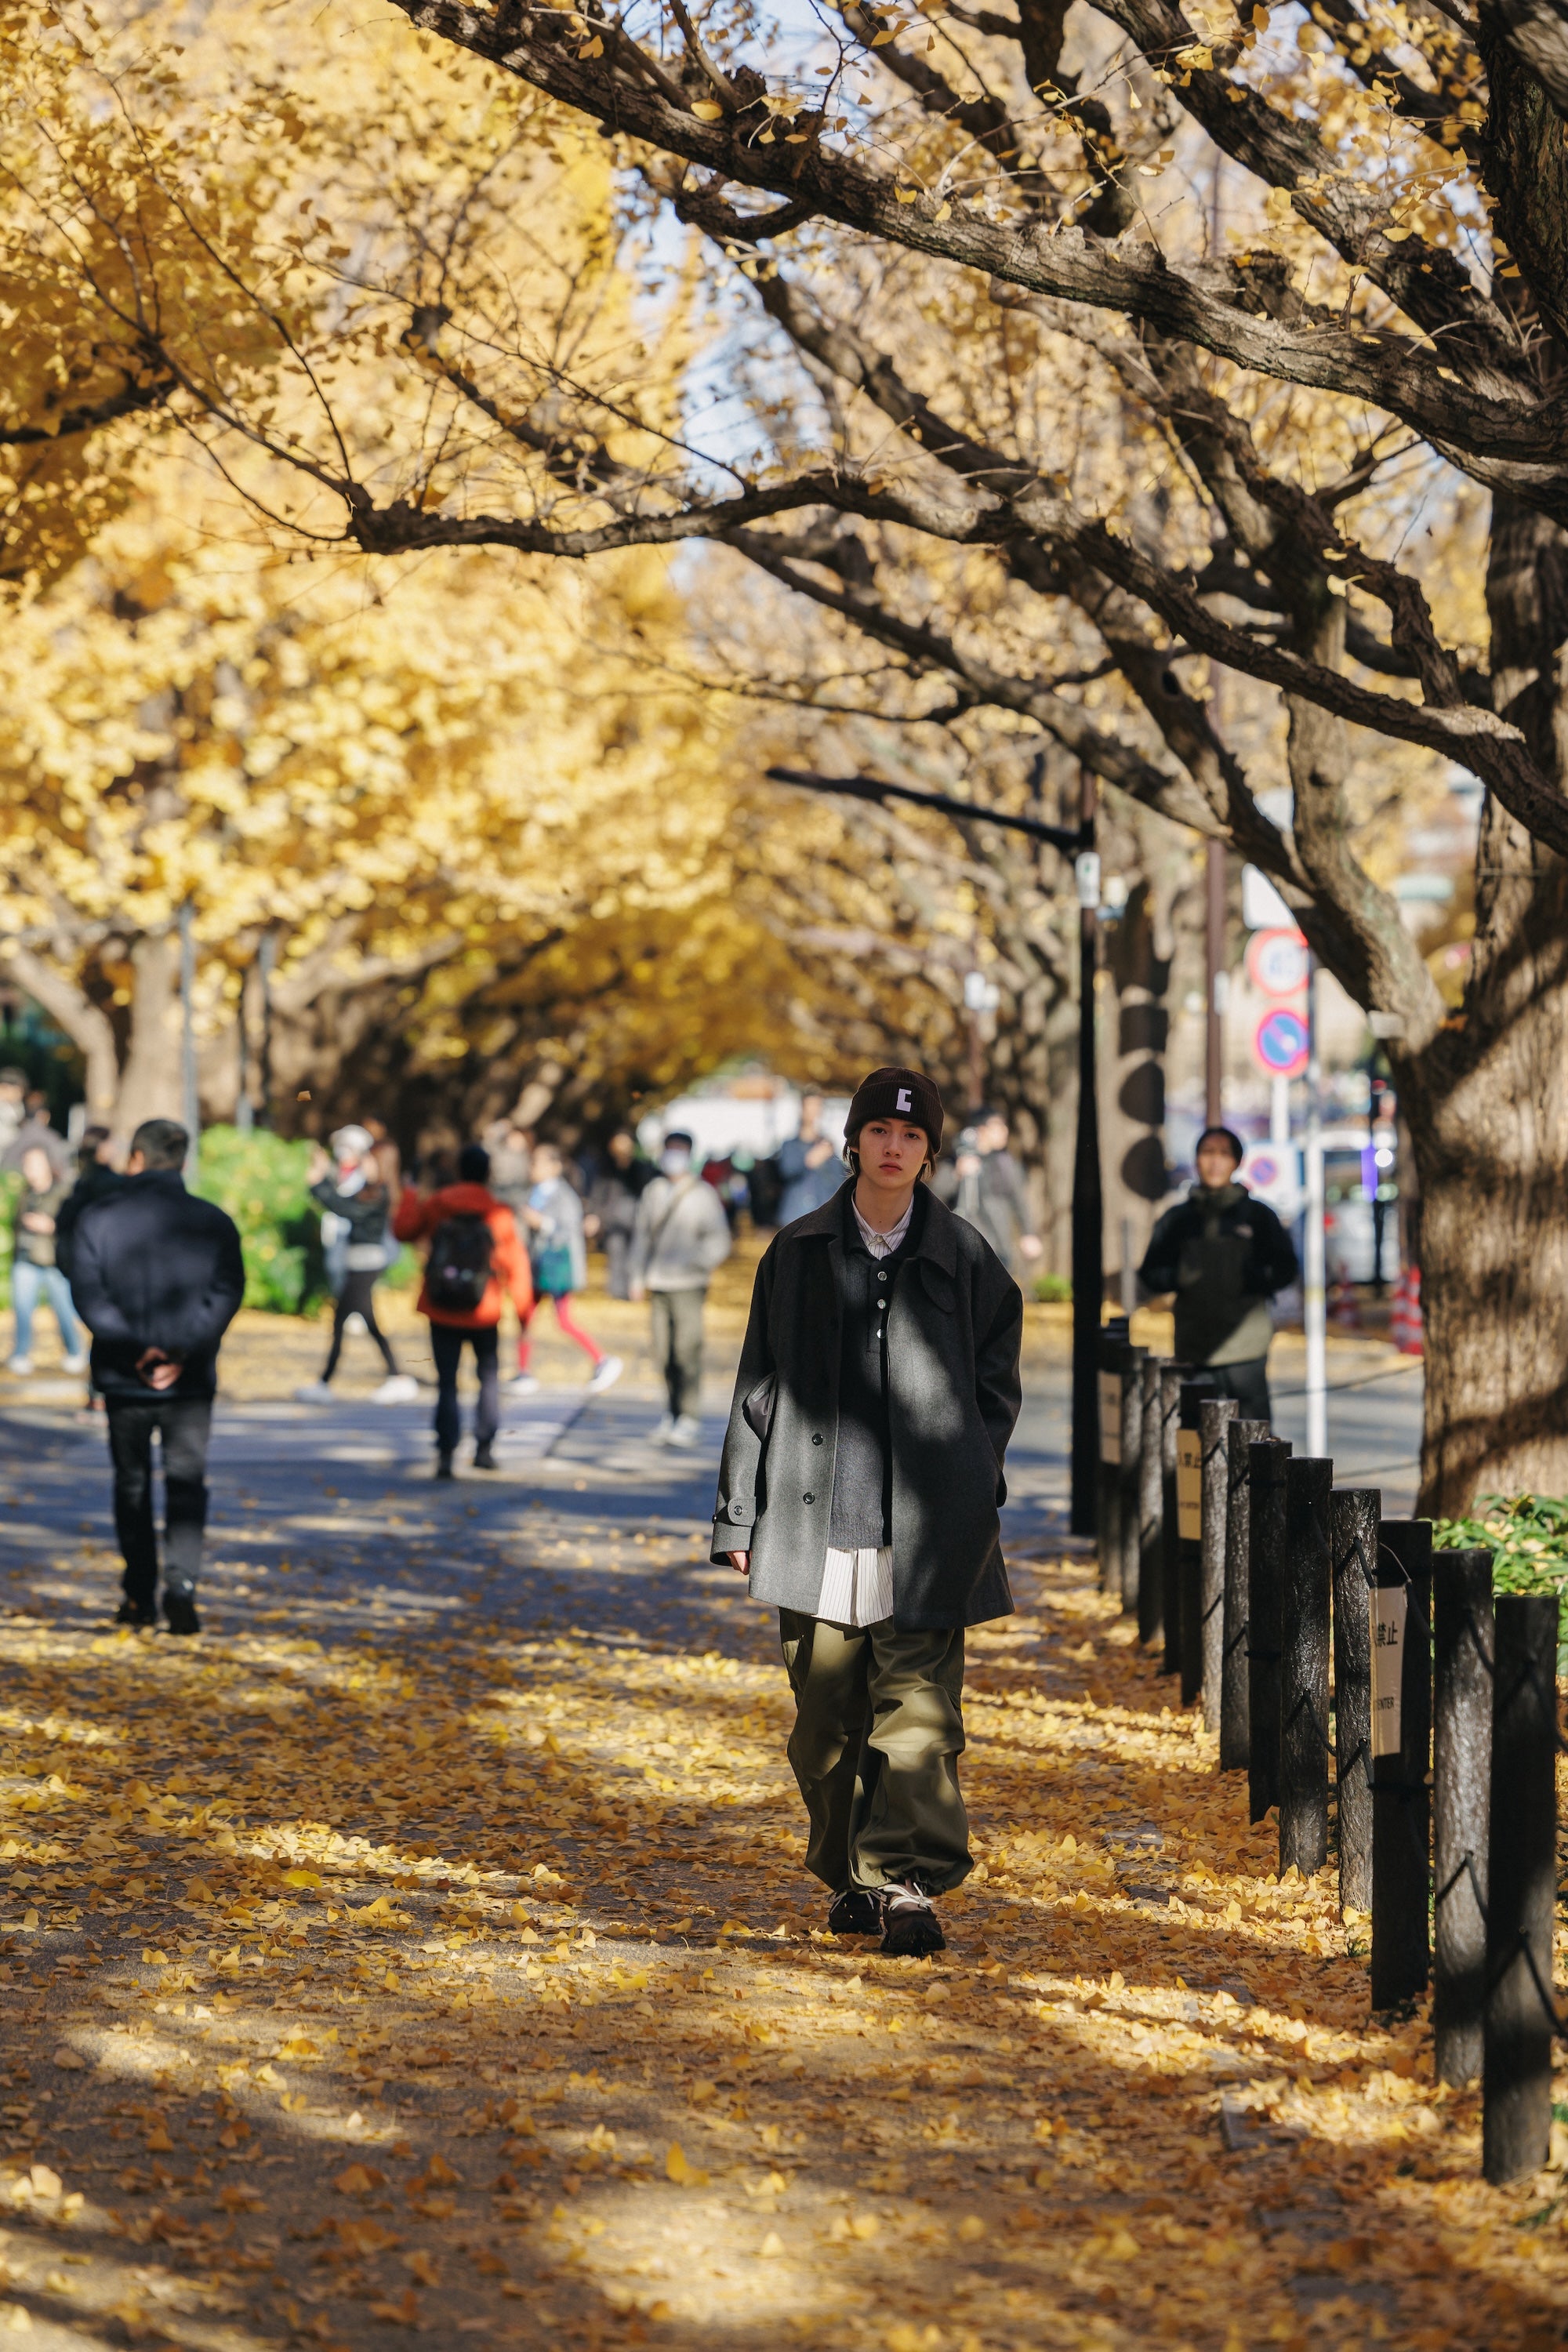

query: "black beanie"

left=844, top=1067, right=945, bottom=1158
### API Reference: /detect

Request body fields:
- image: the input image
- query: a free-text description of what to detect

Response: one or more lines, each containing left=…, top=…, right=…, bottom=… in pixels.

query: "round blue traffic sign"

left=1254, top=1006, right=1308, bottom=1077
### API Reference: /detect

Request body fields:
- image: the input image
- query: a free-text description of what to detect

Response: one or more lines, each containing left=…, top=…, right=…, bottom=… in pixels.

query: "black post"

left=1159, top=1363, right=1187, bottom=1676
left=1433, top=1546, right=1494, bottom=2088
left=1483, top=1592, right=1559, bottom=2186
left=1069, top=767, right=1102, bottom=1537
left=1371, top=1518, right=1433, bottom=2013
left=1177, top=1378, right=1216, bottom=1706
left=1247, top=1437, right=1291, bottom=1824
left=1220, top=1417, right=1269, bottom=1772
left=1199, top=1397, right=1238, bottom=1733
left=1279, top=1457, right=1332, bottom=1878
left=1137, top=1357, right=1164, bottom=1651
left=1096, top=1329, right=1128, bottom=1594
left=1330, top=1488, right=1377, bottom=1918
left=1118, top=1345, right=1146, bottom=1615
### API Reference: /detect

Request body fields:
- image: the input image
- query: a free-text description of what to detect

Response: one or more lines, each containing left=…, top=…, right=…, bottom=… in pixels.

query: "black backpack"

left=426, top=1213, right=493, bottom=1314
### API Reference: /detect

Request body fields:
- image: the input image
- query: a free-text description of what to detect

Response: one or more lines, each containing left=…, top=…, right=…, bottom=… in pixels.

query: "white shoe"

left=6, top=1356, right=33, bottom=1377
left=587, top=1354, right=624, bottom=1395
left=513, top=1374, right=541, bottom=1397
left=373, top=1374, right=419, bottom=1402
left=666, top=1414, right=702, bottom=1450
left=293, top=1381, right=334, bottom=1403
left=61, top=1353, right=87, bottom=1374
left=653, top=1411, right=676, bottom=1444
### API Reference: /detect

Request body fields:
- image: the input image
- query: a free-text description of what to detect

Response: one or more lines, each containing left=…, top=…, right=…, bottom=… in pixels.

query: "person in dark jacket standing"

left=714, top=1066, right=1022, bottom=1959
left=1138, top=1124, right=1298, bottom=1422
left=296, top=1131, right=415, bottom=1402
left=68, top=1119, right=245, bottom=1634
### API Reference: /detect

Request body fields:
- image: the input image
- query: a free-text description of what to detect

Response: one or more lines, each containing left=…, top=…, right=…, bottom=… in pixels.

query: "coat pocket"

left=919, top=1261, right=956, bottom=1314
left=742, top=1372, right=778, bottom=1444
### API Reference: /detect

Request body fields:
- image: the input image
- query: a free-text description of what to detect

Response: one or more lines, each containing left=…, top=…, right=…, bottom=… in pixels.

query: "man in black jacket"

left=68, top=1119, right=245, bottom=1634
left=1138, top=1125, right=1298, bottom=1422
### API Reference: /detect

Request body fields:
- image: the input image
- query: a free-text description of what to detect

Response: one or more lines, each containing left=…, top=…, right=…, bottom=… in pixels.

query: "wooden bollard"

left=1330, top=1488, right=1377, bottom=1917
left=1177, top=1377, right=1217, bottom=1706
left=1159, top=1363, right=1187, bottom=1677
left=1372, top=1519, right=1432, bottom=2013
left=1219, top=1417, right=1269, bottom=1772
left=1483, top=1592, right=1559, bottom=2185
left=1138, top=1357, right=1164, bottom=1651
left=1247, top=1438, right=1291, bottom=1824
left=1432, top=1546, right=1494, bottom=2087
left=1118, top=1346, right=1146, bottom=1616
left=1199, top=1397, right=1238, bottom=1733
left=1279, top=1456, right=1332, bottom=1877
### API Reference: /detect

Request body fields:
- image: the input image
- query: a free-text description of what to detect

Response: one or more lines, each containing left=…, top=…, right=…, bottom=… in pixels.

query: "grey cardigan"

left=710, top=1182, right=1024, bottom=1629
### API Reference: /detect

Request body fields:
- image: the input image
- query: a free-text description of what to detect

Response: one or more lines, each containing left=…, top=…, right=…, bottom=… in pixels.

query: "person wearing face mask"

left=712, top=1067, right=1023, bottom=1959
left=627, top=1128, right=732, bottom=1446
left=1138, top=1123, right=1298, bottom=1422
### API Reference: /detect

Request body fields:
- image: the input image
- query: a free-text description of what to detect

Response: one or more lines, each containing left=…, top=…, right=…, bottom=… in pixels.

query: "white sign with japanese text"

left=1371, top=1585, right=1407, bottom=1759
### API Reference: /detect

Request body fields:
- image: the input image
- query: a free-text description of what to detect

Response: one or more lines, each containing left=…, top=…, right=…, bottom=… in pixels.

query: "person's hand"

left=1020, top=1234, right=1044, bottom=1261
left=726, top=1550, right=750, bottom=1575
left=522, top=1206, right=544, bottom=1229
left=804, top=1138, right=834, bottom=1168
left=583, top=1213, right=601, bottom=1239
left=629, top=1281, right=646, bottom=1302
left=135, top=1348, right=183, bottom=1392
left=307, top=1144, right=331, bottom=1181
left=20, top=1211, right=53, bottom=1233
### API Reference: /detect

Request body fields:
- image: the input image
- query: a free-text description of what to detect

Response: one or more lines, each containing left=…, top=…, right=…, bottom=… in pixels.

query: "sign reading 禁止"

left=1176, top=1428, right=1202, bottom=1538
left=1371, top=1584, right=1407, bottom=1758
left=1099, top=1371, right=1122, bottom=1465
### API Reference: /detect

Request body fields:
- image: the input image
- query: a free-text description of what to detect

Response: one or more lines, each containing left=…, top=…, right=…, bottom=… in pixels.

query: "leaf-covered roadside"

left=0, top=1549, right=1563, bottom=2350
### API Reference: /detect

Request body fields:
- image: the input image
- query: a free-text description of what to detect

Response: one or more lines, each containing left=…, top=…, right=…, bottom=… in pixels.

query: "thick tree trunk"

left=0, top=946, right=118, bottom=1120
left=114, top=931, right=184, bottom=1142
left=1409, top=496, right=1568, bottom=1515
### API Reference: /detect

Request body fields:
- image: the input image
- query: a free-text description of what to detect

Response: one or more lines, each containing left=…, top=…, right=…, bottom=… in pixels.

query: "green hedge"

left=1433, top=1494, right=1568, bottom=1673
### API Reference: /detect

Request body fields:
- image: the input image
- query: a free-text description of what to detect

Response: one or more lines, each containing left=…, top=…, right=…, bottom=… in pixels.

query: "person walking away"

left=713, top=1067, right=1022, bottom=1958
left=8, top=1145, right=87, bottom=1376
left=586, top=1130, right=651, bottom=1298
left=296, top=1130, right=416, bottom=1403
left=1138, top=1123, right=1298, bottom=1422
left=776, top=1093, right=841, bottom=1225
left=53, top=1127, right=120, bottom=1413
left=393, top=1143, right=534, bottom=1478
left=516, top=1143, right=622, bottom=1397
left=67, top=1118, right=245, bottom=1633
left=628, top=1129, right=731, bottom=1447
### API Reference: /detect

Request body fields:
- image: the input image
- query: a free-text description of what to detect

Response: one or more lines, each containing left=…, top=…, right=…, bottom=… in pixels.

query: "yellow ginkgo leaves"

left=665, top=2142, right=710, bottom=2187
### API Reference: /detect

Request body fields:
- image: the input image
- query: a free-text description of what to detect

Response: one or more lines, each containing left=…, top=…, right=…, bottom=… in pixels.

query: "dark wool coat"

left=69, top=1170, right=245, bottom=1400
left=710, top=1182, right=1024, bottom=1629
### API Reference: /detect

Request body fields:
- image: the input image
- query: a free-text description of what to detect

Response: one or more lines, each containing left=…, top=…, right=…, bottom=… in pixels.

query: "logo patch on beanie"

left=896, top=1087, right=912, bottom=1112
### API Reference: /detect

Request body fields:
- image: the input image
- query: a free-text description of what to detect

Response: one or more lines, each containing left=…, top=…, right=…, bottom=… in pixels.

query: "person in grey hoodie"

left=628, top=1129, right=731, bottom=1446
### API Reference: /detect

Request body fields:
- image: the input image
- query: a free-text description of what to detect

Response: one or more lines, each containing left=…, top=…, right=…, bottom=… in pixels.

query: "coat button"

left=811, top=1432, right=823, bottom=1446
left=877, top=1271, right=887, bottom=1283
left=803, top=1493, right=815, bottom=1505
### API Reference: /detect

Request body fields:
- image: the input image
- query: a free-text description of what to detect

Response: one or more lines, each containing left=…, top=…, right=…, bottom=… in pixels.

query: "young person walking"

left=393, top=1143, right=533, bottom=1478
left=296, top=1130, right=416, bottom=1403
left=713, top=1068, right=1023, bottom=1958
left=7, top=1143, right=87, bottom=1376
left=67, top=1119, right=245, bottom=1633
left=629, top=1130, right=732, bottom=1447
left=516, top=1143, right=622, bottom=1396
left=1138, top=1123, right=1298, bottom=1422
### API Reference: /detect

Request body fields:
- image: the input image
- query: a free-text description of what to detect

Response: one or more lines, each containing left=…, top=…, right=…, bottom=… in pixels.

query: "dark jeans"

left=323, top=1268, right=397, bottom=1381
left=107, top=1397, right=212, bottom=1607
left=430, top=1323, right=499, bottom=1457
left=1205, top=1355, right=1272, bottom=1424
left=649, top=1287, right=706, bottom=1419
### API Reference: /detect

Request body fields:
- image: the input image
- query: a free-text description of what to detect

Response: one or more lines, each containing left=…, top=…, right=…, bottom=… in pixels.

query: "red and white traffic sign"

left=1253, top=1005, right=1309, bottom=1078
left=1246, top=926, right=1310, bottom=1000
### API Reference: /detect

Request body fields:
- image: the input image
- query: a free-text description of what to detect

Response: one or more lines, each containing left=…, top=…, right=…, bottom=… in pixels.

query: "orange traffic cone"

left=1390, top=1266, right=1425, bottom=1356
left=1330, top=1276, right=1360, bottom=1331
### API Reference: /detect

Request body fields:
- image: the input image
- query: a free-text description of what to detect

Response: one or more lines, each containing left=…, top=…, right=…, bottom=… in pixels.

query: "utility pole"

left=1071, top=766, right=1103, bottom=1536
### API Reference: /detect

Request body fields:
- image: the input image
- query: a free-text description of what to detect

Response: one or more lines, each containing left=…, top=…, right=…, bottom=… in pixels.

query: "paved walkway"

left=0, top=1343, right=1544, bottom=2352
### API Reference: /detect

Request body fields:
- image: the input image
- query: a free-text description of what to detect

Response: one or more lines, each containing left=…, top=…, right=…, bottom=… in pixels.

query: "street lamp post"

left=766, top=761, right=1103, bottom=1532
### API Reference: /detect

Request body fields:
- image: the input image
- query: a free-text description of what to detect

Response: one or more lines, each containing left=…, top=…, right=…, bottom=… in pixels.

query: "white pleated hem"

left=815, top=1544, right=895, bottom=1628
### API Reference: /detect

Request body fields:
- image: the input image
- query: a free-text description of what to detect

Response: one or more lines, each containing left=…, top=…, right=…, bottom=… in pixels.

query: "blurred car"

left=1239, top=1126, right=1389, bottom=1284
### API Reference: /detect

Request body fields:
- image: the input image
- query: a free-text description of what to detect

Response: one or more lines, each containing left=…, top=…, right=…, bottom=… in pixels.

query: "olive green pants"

left=779, top=1609, right=971, bottom=1893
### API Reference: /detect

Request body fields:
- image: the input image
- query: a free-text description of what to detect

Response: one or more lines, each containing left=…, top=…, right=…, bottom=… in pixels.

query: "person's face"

left=857, top=1120, right=928, bottom=1187
left=800, top=1094, right=823, bottom=1136
left=609, top=1133, right=633, bottom=1166
left=1196, top=1137, right=1241, bottom=1189
left=0, top=1083, right=20, bottom=1108
left=21, top=1149, right=51, bottom=1193
left=979, top=1116, right=1009, bottom=1152
left=533, top=1147, right=561, bottom=1182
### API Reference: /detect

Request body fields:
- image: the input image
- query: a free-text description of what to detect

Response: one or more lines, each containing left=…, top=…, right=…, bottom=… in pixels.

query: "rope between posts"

left=1434, top=1847, right=1486, bottom=1924
left=1493, top=1928, right=1568, bottom=2042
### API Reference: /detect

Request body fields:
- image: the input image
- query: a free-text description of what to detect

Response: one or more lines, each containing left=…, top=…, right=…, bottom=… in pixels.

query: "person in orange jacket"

left=393, top=1142, right=534, bottom=1479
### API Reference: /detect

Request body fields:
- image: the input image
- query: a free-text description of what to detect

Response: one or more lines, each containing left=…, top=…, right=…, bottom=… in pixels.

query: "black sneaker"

left=114, top=1599, right=156, bottom=1628
left=162, top=1590, right=201, bottom=1637
left=827, top=1887, right=882, bottom=1936
left=880, top=1877, right=945, bottom=1958
left=473, top=1440, right=497, bottom=1471
left=435, top=1453, right=455, bottom=1481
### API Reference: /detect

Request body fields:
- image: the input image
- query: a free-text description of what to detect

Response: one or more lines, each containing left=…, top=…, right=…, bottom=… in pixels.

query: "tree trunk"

left=1409, top=496, right=1568, bottom=1515
left=0, top=946, right=118, bottom=1120
left=114, top=931, right=184, bottom=1142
